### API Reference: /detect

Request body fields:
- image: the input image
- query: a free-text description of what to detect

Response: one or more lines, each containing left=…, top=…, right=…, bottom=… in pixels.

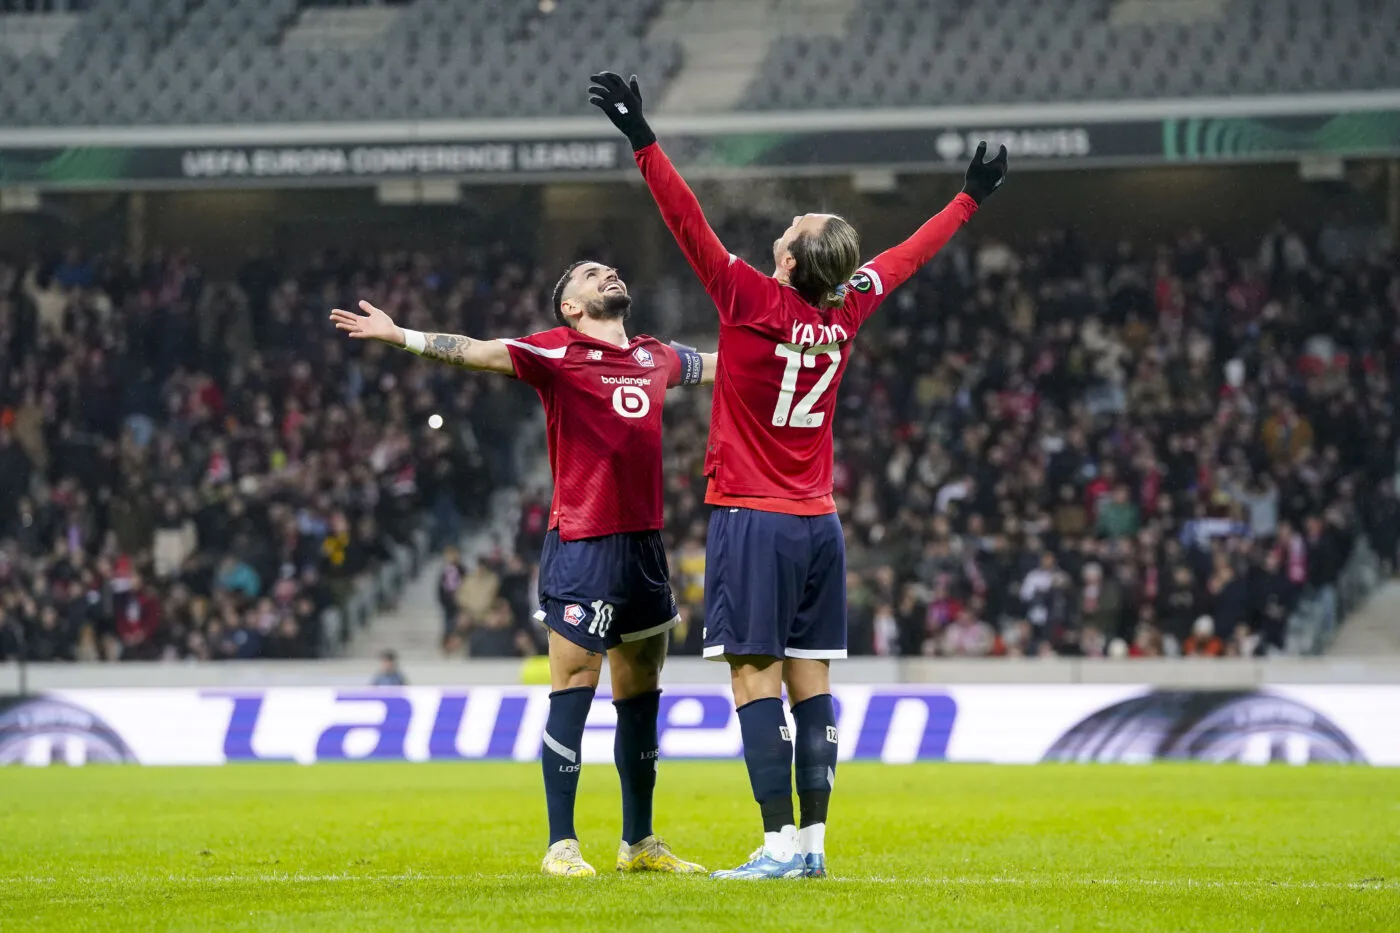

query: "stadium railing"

left=317, top=521, right=430, bottom=658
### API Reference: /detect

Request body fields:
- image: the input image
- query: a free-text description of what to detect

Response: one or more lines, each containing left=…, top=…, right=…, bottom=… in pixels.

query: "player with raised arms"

left=330, top=262, right=714, bottom=878
left=589, top=71, right=1009, bottom=879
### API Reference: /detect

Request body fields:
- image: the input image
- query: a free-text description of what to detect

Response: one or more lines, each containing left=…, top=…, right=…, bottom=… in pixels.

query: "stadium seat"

left=0, top=0, right=681, bottom=124
left=0, top=0, right=1396, bottom=123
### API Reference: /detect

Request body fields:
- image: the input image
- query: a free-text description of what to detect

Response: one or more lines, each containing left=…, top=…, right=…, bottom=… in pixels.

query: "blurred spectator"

left=371, top=649, right=407, bottom=686
left=437, top=545, right=467, bottom=638
left=463, top=597, right=533, bottom=658
left=455, top=558, right=501, bottom=635
left=940, top=605, right=996, bottom=657
left=1096, top=486, right=1140, bottom=539
left=1183, top=616, right=1225, bottom=657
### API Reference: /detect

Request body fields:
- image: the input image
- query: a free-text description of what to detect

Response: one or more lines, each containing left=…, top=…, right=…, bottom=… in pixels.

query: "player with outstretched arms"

left=329, top=261, right=714, bottom=878
left=589, top=71, right=1009, bottom=879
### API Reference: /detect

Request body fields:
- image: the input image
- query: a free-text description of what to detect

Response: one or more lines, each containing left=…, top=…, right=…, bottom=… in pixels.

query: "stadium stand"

left=739, top=0, right=1400, bottom=111
left=656, top=219, right=1396, bottom=659
left=0, top=243, right=552, bottom=662
left=0, top=0, right=682, bottom=125
left=3, top=0, right=1398, bottom=126
left=2, top=216, right=1395, bottom=663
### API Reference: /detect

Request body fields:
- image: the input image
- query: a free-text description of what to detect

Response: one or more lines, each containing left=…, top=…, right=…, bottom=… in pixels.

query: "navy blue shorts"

left=534, top=529, right=679, bottom=653
left=702, top=508, right=847, bottom=661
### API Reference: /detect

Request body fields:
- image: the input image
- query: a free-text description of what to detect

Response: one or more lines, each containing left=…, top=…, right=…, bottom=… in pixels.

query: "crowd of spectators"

left=0, top=243, right=547, bottom=662
left=656, top=221, right=1400, bottom=659
left=5, top=216, right=1396, bottom=665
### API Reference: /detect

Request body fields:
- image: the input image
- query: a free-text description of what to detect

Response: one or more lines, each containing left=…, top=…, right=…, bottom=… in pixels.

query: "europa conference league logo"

left=1043, top=690, right=1365, bottom=765
left=0, top=696, right=136, bottom=766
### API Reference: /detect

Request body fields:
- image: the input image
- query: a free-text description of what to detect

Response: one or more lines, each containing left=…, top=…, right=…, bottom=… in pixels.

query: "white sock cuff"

left=764, top=826, right=799, bottom=861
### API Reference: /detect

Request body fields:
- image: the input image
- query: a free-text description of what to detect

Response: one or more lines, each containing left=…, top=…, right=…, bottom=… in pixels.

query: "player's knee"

left=638, top=632, right=669, bottom=673
left=559, top=666, right=601, bottom=691
left=548, top=631, right=603, bottom=691
left=612, top=667, right=660, bottom=699
left=611, top=634, right=666, bottom=698
left=729, top=655, right=783, bottom=707
left=783, top=659, right=831, bottom=705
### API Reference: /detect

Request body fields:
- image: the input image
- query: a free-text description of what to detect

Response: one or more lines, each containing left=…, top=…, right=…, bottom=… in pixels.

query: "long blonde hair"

left=789, top=216, right=861, bottom=309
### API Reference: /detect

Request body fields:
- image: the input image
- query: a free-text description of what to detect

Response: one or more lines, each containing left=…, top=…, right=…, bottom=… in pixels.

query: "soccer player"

left=589, top=72, right=1009, bottom=879
left=329, top=262, right=714, bottom=878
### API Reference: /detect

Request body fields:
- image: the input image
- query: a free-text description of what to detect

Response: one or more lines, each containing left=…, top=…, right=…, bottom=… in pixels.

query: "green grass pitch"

left=1, top=762, right=1396, bottom=932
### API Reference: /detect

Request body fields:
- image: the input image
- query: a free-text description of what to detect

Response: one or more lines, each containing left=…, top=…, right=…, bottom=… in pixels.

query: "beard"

left=583, top=292, right=632, bottom=321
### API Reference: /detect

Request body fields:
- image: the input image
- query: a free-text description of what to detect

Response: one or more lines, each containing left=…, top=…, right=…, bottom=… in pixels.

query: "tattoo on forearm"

left=422, top=333, right=474, bottom=368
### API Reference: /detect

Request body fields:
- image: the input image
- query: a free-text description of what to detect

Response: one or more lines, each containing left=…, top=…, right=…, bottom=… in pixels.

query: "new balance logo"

left=779, top=726, right=792, bottom=742
left=586, top=349, right=603, bottom=361
left=826, top=726, right=839, bottom=744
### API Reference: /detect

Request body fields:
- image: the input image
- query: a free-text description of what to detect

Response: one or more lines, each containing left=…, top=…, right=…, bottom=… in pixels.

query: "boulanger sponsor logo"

left=600, top=375, right=652, bottom=386
left=1042, top=690, right=1366, bottom=765
left=611, top=385, right=651, bottom=418
left=936, top=128, right=1092, bottom=161
left=0, top=696, right=136, bottom=766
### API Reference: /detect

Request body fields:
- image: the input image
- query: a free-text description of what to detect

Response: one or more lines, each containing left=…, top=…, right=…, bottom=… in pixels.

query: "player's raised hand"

left=588, top=71, right=656, bottom=151
left=962, top=141, right=1009, bottom=205
left=328, top=300, right=405, bottom=347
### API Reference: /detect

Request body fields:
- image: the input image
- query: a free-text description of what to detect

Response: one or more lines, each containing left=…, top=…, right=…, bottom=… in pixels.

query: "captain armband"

left=670, top=341, right=704, bottom=386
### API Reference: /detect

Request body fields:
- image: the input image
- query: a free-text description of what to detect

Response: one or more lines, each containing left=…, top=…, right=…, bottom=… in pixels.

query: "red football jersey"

left=635, top=143, right=977, bottom=503
left=504, top=327, right=683, bottom=540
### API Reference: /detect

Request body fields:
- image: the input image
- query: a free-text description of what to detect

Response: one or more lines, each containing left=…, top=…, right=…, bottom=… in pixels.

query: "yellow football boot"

left=615, top=835, right=706, bottom=874
left=541, top=839, right=596, bottom=877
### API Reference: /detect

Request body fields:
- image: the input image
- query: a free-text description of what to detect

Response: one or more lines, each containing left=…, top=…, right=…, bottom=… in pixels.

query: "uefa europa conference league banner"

left=1, top=109, right=1398, bottom=188
left=3, top=685, right=1399, bottom=767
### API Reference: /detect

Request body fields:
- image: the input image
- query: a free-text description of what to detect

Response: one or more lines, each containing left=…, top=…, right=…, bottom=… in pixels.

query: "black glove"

left=588, top=71, right=656, bottom=151
left=962, top=141, right=1009, bottom=205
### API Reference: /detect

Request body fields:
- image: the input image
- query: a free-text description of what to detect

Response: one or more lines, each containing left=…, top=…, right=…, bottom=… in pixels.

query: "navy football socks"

left=613, top=689, right=661, bottom=845
left=792, top=694, right=838, bottom=829
left=736, top=697, right=795, bottom=832
left=542, top=686, right=594, bottom=845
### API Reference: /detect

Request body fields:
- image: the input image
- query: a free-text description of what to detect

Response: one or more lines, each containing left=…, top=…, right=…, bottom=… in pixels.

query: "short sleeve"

left=656, top=343, right=683, bottom=389
left=500, top=331, right=570, bottom=389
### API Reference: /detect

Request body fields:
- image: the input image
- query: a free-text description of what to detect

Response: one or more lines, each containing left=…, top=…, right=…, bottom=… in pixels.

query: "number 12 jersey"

left=634, top=142, right=979, bottom=511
